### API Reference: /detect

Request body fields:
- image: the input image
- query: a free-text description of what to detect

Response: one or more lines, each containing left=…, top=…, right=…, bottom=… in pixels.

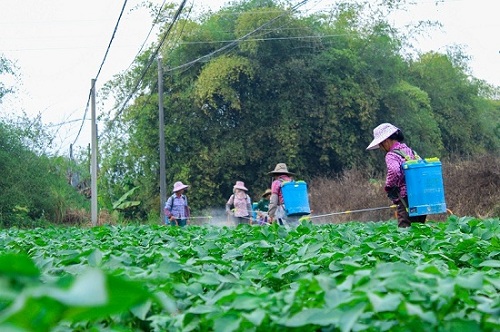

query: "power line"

left=165, top=0, right=311, bottom=73
left=100, top=0, right=312, bottom=142
left=72, top=0, right=129, bottom=146
left=97, top=1, right=196, bottom=145
left=123, top=0, right=170, bottom=73
left=178, top=32, right=357, bottom=45
left=107, top=0, right=189, bottom=126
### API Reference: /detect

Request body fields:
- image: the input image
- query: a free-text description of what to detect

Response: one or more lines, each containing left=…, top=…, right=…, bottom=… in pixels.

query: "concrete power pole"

left=158, top=57, right=167, bottom=223
left=91, top=78, right=99, bottom=226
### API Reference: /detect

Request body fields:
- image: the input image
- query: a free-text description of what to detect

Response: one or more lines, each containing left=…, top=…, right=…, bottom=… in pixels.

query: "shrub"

left=309, top=154, right=499, bottom=223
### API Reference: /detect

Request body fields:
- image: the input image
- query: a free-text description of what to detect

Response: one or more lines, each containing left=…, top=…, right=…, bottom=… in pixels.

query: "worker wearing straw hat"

left=267, top=163, right=301, bottom=227
left=164, top=181, right=191, bottom=227
left=366, top=123, right=426, bottom=228
left=255, top=188, right=271, bottom=225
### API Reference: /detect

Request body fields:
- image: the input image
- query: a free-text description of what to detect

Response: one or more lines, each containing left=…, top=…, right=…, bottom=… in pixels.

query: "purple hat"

left=172, top=181, right=189, bottom=193
left=233, top=181, right=248, bottom=191
left=366, top=123, right=399, bottom=150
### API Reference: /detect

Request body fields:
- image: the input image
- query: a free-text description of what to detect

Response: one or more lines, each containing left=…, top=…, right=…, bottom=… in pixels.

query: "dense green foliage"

left=98, top=0, right=499, bottom=219
left=1, top=216, right=499, bottom=331
left=0, top=53, right=91, bottom=226
left=0, top=120, right=89, bottom=227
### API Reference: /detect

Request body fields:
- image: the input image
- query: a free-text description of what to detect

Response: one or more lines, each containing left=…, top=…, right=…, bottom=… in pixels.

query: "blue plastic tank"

left=403, top=158, right=447, bottom=216
left=252, top=202, right=258, bottom=220
left=281, top=181, right=311, bottom=216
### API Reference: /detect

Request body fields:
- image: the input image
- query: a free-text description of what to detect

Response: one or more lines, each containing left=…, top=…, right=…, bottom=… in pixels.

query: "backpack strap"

left=391, top=149, right=421, bottom=161
left=167, top=194, right=186, bottom=211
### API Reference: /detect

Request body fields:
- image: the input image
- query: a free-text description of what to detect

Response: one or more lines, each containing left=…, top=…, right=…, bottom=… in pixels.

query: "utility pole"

left=69, top=143, right=73, bottom=187
left=91, top=78, right=98, bottom=226
left=158, top=57, right=167, bottom=223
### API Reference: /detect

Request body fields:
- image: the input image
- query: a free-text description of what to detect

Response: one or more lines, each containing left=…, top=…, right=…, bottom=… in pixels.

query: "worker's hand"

left=169, top=216, right=176, bottom=221
left=385, top=186, right=400, bottom=200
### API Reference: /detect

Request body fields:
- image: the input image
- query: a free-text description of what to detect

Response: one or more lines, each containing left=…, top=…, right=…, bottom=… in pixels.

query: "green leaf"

left=339, top=302, right=366, bottom=332
left=160, top=261, right=182, bottom=273
left=417, top=264, right=442, bottom=276
left=213, top=313, right=241, bottom=332
left=87, top=249, right=103, bottom=267
left=1, top=296, right=65, bottom=332
left=187, top=305, right=215, bottom=314
left=198, top=273, right=222, bottom=286
left=130, top=300, right=151, bottom=320
left=112, top=186, right=140, bottom=210
left=485, top=276, right=500, bottom=290
left=63, top=270, right=150, bottom=321
left=456, top=273, right=484, bottom=290
left=368, top=293, right=401, bottom=312
left=404, top=302, right=437, bottom=324
left=231, top=294, right=262, bottom=310
left=154, top=291, right=177, bottom=314
left=275, top=263, right=306, bottom=278
left=440, top=319, right=482, bottom=332
left=242, top=308, right=266, bottom=326
left=479, top=260, right=500, bottom=268
left=284, top=308, right=338, bottom=327
left=45, top=269, right=107, bottom=306
left=256, top=240, right=273, bottom=248
left=0, top=254, right=40, bottom=278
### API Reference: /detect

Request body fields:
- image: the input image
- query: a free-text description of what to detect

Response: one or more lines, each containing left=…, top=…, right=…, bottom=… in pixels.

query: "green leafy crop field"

left=1, top=216, right=499, bottom=331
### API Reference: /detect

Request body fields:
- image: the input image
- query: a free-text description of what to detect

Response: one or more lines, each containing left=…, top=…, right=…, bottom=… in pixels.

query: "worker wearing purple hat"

left=367, top=123, right=426, bottom=228
left=164, top=181, right=190, bottom=227
left=225, top=181, right=253, bottom=226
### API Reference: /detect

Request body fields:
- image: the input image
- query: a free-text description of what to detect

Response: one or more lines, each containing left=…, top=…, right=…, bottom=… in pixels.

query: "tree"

left=0, top=121, right=88, bottom=226
left=97, top=0, right=498, bottom=220
left=408, top=51, right=486, bottom=156
left=0, top=56, right=15, bottom=102
left=383, top=80, right=444, bottom=157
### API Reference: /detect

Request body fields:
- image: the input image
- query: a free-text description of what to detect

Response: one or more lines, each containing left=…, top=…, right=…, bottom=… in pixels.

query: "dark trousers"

left=169, top=219, right=187, bottom=227
left=397, top=197, right=426, bottom=228
left=234, top=216, right=250, bottom=226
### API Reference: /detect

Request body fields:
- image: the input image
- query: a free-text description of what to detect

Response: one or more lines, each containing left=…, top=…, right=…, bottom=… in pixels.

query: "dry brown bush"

left=443, top=154, right=500, bottom=218
left=60, top=208, right=89, bottom=225
left=61, top=209, right=117, bottom=227
left=309, top=154, right=499, bottom=224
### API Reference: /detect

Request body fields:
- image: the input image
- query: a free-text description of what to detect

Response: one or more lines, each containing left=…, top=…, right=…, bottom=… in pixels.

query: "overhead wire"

left=78, top=0, right=323, bottom=145
left=108, top=0, right=189, bottom=127
left=165, top=0, right=312, bottom=73
left=103, top=0, right=195, bottom=143
left=123, top=0, right=170, bottom=73
left=72, top=0, right=129, bottom=147
left=103, top=0, right=312, bottom=139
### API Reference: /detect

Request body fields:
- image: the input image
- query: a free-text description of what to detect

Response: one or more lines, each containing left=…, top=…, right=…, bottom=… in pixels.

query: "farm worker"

left=164, top=181, right=190, bottom=227
left=267, top=163, right=301, bottom=227
left=255, top=189, right=271, bottom=225
left=225, top=181, right=253, bottom=226
left=366, top=123, right=426, bottom=228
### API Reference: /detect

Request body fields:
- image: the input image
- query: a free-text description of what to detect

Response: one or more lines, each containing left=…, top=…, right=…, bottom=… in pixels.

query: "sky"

left=0, top=0, right=499, bottom=156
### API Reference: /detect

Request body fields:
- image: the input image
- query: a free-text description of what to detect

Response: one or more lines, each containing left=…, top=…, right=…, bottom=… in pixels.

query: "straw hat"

left=366, top=123, right=399, bottom=150
left=172, top=181, right=189, bottom=193
left=262, top=189, right=272, bottom=197
left=233, top=181, right=248, bottom=191
left=268, top=163, right=294, bottom=175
